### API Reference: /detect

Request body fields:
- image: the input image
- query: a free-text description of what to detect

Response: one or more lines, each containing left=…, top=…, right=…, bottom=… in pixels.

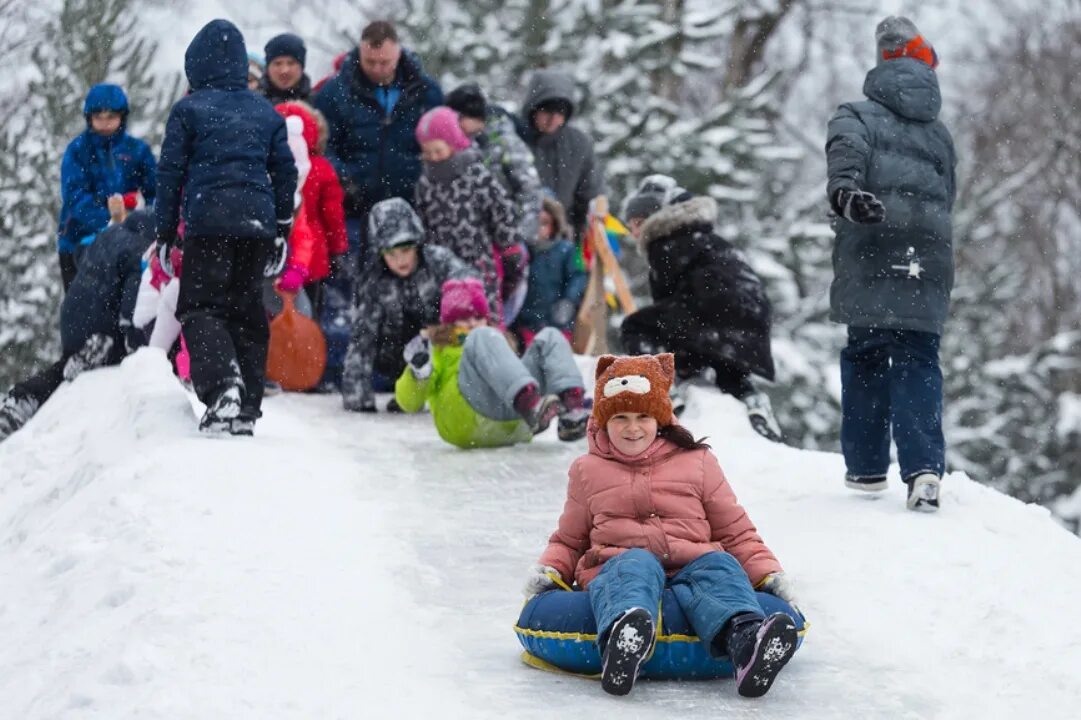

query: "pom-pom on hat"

left=416, top=106, right=472, bottom=152
left=592, top=353, right=676, bottom=429
left=440, top=277, right=490, bottom=324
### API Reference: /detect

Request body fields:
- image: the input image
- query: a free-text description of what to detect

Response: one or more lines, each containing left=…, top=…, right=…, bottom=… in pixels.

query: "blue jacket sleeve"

left=267, top=116, right=298, bottom=223
left=155, top=104, right=193, bottom=245
left=136, top=140, right=158, bottom=205
left=61, top=139, right=109, bottom=240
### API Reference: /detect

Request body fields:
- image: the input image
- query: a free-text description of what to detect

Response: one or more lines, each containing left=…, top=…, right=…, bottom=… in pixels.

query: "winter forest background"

left=1, top=0, right=1079, bottom=529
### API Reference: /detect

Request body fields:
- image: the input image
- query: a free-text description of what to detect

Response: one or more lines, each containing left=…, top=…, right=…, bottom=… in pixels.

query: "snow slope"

left=2, top=349, right=1080, bottom=719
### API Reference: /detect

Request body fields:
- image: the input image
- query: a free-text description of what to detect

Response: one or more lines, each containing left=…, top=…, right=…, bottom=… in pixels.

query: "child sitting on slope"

left=524, top=353, right=801, bottom=697
left=394, top=277, right=590, bottom=448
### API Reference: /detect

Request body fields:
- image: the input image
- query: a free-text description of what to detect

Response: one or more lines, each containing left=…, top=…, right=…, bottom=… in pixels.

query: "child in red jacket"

left=525, top=354, right=801, bottom=698
left=274, top=101, right=348, bottom=313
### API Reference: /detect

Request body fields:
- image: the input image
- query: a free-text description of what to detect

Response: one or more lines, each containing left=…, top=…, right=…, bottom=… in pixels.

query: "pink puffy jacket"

left=538, top=422, right=782, bottom=589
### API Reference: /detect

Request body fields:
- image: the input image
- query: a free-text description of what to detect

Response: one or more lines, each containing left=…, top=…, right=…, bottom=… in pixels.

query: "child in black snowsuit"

left=0, top=209, right=155, bottom=442
left=155, top=19, right=298, bottom=434
left=620, top=175, right=784, bottom=443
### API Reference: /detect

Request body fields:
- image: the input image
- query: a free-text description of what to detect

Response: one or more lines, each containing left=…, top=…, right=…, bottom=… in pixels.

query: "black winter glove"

left=835, top=189, right=886, bottom=224
left=265, top=220, right=292, bottom=278
left=403, top=334, right=432, bottom=380
left=118, top=318, right=146, bottom=356
left=157, top=239, right=176, bottom=278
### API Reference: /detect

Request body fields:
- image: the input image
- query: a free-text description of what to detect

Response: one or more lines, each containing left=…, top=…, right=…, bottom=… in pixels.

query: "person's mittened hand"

left=522, top=564, right=563, bottom=598
left=759, top=572, right=802, bottom=616
left=118, top=318, right=145, bottom=356
left=403, top=334, right=432, bottom=380
left=277, top=264, right=307, bottom=294
left=157, top=240, right=176, bottom=278
left=265, top=220, right=291, bottom=278
left=550, top=298, right=576, bottom=328
left=837, top=189, right=886, bottom=224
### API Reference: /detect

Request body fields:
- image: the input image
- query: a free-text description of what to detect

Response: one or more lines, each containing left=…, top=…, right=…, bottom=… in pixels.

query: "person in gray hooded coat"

left=341, top=197, right=476, bottom=412
left=517, top=70, right=604, bottom=236
left=825, top=16, right=956, bottom=512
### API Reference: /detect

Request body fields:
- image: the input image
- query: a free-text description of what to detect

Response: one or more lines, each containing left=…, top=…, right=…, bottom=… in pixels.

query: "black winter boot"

left=200, top=385, right=243, bottom=434
left=600, top=607, right=655, bottom=696
left=727, top=612, right=797, bottom=698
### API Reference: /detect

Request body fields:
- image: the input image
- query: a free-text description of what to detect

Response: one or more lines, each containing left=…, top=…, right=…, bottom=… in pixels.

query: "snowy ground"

left=2, top=349, right=1080, bottom=719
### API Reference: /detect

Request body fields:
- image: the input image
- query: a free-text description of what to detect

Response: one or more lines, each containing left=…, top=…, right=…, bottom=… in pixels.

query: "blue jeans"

left=588, top=549, right=762, bottom=656
left=840, top=326, right=944, bottom=480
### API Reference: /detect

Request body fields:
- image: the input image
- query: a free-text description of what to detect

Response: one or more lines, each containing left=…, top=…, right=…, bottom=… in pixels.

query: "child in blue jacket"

left=57, top=84, right=157, bottom=290
left=155, top=19, right=298, bottom=435
left=513, top=197, right=587, bottom=346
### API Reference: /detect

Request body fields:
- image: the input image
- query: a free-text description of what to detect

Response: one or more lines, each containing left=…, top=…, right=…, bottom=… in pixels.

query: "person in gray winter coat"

left=341, top=197, right=476, bottom=413
left=825, top=16, right=957, bottom=512
left=517, top=70, right=604, bottom=237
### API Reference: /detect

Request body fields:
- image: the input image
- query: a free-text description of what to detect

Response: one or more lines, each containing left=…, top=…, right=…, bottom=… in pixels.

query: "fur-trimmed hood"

left=637, top=195, right=718, bottom=253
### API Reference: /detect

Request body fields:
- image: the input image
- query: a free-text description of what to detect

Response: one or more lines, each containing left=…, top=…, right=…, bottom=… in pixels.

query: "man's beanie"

left=621, top=174, right=687, bottom=221
left=592, top=354, right=676, bottom=429
left=265, top=33, right=307, bottom=68
left=875, top=16, right=938, bottom=68
left=446, top=83, right=488, bottom=120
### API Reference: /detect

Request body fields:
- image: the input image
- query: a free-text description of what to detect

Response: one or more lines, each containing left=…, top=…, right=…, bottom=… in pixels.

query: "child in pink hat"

left=394, top=277, right=590, bottom=449
left=414, top=107, right=524, bottom=327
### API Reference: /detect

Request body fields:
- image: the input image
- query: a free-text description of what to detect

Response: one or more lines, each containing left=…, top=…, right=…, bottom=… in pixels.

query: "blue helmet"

left=83, top=83, right=129, bottom=117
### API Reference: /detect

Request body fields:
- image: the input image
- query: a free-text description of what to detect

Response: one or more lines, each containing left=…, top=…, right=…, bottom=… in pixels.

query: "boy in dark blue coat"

left=0, top=209, right=155, bottom=443
left=155, top=19, right=298, bottom=435
left=58, top=84, right=157, bottom=290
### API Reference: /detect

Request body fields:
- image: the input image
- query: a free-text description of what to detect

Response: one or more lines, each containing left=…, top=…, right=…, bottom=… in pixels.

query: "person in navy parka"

left=155, top=19, right=298, bottom=435
left=57, top=84, right=157, bottom=291
left=0, top=209, right=155, bottom=443
left=313, top=20, right=442, bottom=273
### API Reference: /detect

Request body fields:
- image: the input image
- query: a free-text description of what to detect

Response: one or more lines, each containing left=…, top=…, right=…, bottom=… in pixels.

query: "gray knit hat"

left=621, top=174, right=687, bottom=221
left=368, top=198, right=424, bottom=251
left=875, top=16, right=920, bottom=63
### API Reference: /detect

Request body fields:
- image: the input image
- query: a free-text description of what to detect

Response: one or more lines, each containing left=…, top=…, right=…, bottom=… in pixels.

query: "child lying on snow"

left=394, top=277, right=590, bottom=448
left=524, top=353, right=801, bottom=697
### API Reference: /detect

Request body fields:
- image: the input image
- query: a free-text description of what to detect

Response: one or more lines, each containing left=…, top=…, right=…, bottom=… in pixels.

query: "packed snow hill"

left=1, top=349, right=1080, bottom=719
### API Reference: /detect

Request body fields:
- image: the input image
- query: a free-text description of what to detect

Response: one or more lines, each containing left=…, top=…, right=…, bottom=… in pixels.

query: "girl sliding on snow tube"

left=394, top=277, right=590, bottom=449
left=524, top=353, right=801, bottom=697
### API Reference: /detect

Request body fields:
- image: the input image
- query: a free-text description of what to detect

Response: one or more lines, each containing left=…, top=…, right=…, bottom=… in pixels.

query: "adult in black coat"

left=620, top=177, right=782, bottom=442
left=155, top=18, right=298, bottom=434
left=0, top=210, right=155, bottom=442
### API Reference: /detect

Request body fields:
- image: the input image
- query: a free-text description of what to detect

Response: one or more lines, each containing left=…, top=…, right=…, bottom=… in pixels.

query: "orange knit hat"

left=592, top=353, right=675, bottom=428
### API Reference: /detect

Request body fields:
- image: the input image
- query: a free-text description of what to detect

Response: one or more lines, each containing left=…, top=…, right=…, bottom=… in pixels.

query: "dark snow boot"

left=228, top=407, right=260, bottom=437
left=845, top=473, right=888, bottom=492
left=0, top=394, right=39, bottom=442
left=386, top=397, right=404, bottom=413
left=743, top=392, right=783, bottom=443
left=557, top=408, right=589, bottom=441
left=62, top=334, right=115, bottom=381
left=601, top=607, right=655, bottom=696
left=199, top=385, right=243, bottom=434
left=905, top=473, right=941, bottom=512
left=729, top=612, right=798, bottom=698
left=515, top=385, right=561, bottom=435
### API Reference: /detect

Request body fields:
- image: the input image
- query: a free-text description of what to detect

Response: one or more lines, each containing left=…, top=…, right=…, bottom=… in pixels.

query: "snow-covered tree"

left=0, top=0, right=176, bottom=388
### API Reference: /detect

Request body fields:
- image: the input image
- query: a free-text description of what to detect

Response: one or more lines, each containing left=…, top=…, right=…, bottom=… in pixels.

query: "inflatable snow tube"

left=514, top=589, right=806, bottom=680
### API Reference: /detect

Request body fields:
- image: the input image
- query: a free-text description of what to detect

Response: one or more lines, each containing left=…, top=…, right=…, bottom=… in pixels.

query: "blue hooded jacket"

left=57, top=84, right=157, bottom=253
left=313, top=47, right=442, bottom=218
left=155, top=19, right=297, bottom=244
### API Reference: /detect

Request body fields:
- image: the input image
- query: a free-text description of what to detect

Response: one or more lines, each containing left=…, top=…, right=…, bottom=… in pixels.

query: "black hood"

left=863, top=58, right=941, bottom=123
left=185, top=19, right=248, bottom=91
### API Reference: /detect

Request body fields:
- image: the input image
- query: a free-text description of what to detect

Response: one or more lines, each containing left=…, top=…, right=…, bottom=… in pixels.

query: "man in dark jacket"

left=57, top=83, right=157, bottom=291
left=517, top=70, right=604, bottom=237
left=260, top=33, right=311, bottom=103
left=156, top=19, right=298, bottom=435
left=313, top=21, right=443, bottom=274
left=825, top=16, right=956, bottom=512
left=620, top=175, right=783, bottom=443
left=341, top=197, right=475, bottom=412
left=0, top=210, right=155, bottom=443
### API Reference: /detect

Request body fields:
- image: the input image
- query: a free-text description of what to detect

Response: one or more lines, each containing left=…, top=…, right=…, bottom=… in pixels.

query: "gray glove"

left=759, top=572, right=802, bottom=616
left=522, top=564, right=562, bottom=598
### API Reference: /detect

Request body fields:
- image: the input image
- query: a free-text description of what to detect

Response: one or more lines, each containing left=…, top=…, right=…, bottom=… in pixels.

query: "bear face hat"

left=592, top=353, right=675, bottom=429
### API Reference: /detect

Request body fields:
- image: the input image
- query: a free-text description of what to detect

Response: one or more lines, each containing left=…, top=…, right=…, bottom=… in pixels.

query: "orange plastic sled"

left=266, top=289, right=327, bottom=391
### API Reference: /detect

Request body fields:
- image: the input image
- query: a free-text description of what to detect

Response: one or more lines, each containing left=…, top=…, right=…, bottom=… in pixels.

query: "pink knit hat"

left=440, top=278, right=490, bottom=324
left=416, top=106, right=472, bottom=152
